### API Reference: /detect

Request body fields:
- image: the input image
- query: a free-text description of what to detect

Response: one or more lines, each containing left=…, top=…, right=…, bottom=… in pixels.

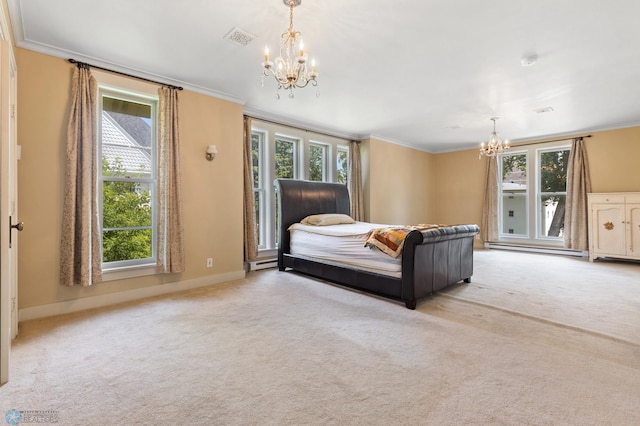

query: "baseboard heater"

left=485, top=242, right=587, bottom=257
left=248, top=258, right=278, bottom=271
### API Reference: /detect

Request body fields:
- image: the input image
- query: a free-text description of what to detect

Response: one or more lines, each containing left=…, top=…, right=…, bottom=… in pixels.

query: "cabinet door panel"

left=627, top=204, right=640, bottom=257
left=592, top=204, right=626, bottom=256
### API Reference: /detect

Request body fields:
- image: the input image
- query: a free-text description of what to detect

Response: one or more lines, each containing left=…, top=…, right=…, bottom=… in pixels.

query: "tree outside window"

left=539, top=149, right=570, bottom=237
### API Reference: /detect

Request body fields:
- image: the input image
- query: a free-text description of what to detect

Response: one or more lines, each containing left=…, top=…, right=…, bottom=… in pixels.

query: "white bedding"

left=288, top=221, right=402, bottom=278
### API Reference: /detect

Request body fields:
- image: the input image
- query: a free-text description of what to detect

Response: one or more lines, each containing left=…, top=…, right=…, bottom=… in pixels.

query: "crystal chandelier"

left=261, top=0, right=318, bottom=99
left=479, top=117, right=510, bottom=158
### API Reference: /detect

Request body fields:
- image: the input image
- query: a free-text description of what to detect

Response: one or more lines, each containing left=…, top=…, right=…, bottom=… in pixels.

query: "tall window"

left=498, top=143, right=570, bottom=245
left=98, top=88, right=157, bottom=269
left=251, top=120, right=349, bottom=253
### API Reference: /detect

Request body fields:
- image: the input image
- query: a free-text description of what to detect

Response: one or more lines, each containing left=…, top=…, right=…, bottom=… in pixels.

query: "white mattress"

left=288, top=222, right=402, bottom=278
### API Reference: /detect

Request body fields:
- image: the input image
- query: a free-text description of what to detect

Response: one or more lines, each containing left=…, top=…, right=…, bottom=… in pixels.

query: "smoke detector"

left=520, top=54, right=538, bottom=67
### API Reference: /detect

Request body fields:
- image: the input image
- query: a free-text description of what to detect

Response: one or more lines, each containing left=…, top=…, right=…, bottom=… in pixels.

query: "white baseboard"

left=18, top=270, right=246, bottom=322
left=485, top=242, right=587, bottom=257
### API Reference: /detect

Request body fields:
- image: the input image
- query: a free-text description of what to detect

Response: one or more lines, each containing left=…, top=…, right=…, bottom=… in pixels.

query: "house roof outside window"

left=101, top=111, right=152, bottom=176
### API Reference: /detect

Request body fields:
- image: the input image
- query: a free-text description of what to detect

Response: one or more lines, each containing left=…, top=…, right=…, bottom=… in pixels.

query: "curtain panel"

left=60, top=64, right=102, bottom=287
left=564, top=137, right=592, bottom=250
left=348, top=140, right=364, bottom=221
left=243, top=117, right=258, bottom=261
left=156, top=87, right=185, bottom=273
left=481, top=156, right=499, bottom=242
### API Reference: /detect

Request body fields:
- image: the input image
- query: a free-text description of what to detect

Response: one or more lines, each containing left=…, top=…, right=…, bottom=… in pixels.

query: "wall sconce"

left=206, top=144, right=218, bottom=161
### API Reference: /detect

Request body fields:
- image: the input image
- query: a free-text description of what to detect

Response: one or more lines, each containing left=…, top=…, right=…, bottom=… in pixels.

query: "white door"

left=592, top=203, right=626, bottom=257
left=1, top=39, right=18, bottom=387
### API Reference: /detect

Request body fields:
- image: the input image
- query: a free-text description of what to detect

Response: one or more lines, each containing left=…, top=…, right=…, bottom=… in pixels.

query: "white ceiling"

left=7, top=0, right=640, bottom=153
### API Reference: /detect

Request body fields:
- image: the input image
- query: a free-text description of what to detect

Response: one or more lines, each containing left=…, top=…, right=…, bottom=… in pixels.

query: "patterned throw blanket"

left=364, top=224, right=444, bottom=258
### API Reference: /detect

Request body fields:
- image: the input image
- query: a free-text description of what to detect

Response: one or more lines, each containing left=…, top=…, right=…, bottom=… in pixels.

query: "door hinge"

left=11, top=104, right=16, bottom=118
left=11, top=297, right=16, bottom=313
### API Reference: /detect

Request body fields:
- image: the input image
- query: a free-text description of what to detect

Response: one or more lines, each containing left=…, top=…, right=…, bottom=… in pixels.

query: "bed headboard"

left=274, top=179, right=351, bottom=267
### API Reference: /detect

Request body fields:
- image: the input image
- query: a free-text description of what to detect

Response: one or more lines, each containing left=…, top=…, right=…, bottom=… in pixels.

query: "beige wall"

left=361, top=137, right=435, bottom=225
left=584, top=127, right=640, bottom=193
left=16, top=48, right=244, bottom=309
left=432, top=148, right=486, bottom=226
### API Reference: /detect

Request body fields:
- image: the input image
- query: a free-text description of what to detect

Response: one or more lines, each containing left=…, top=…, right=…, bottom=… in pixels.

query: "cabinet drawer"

left=588, top=194, right=625, bottom=203
left=625, top=196, right=640, bottom=204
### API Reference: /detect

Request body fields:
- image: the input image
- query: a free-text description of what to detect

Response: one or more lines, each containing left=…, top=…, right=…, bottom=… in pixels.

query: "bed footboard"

left=402, top=225, right=479, bottom=303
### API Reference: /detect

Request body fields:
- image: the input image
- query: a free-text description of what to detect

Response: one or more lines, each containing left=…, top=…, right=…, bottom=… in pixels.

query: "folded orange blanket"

left=364, top=224, right=444, bottom=258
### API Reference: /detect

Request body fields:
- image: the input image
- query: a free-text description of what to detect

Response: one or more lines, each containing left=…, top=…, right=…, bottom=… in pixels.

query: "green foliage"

left=337, top=150, right=348, bottom=184
left=309, top=145, right=324, bottom=181
left=539, top=150, right=569, bottom=195
left=275, top=139, right=295, bottom=179
left=102, top=157, right=152, bottom=262
left=251, top=134, right=260, bottom=187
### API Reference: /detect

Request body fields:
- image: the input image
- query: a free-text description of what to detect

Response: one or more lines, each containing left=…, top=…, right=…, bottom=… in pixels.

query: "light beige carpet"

left=1, top=250, right=639, bottom=425
left=442, top=249, right=640, bottom=345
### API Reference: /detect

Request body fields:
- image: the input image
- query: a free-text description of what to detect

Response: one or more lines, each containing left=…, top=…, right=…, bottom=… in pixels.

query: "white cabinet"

left=588, top=193, right=640, bottom=262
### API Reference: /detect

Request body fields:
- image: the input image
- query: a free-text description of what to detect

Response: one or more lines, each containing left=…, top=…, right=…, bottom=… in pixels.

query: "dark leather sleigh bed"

left=275, top=178, right=480, bottom=309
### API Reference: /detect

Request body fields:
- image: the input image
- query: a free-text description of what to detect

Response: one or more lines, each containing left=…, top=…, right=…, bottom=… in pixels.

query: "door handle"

left=9, top=216, right=23, bottom=248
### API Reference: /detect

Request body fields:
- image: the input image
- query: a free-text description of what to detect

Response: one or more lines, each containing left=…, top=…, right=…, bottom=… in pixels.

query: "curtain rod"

left=244, top=115, right=356, bottom=142
left=511, top=134, right=592, bottom=147
left=68, top=59, right=183, bottom=91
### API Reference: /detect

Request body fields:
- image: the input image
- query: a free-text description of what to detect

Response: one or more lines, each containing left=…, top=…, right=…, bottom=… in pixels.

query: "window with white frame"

left=97, top=83, right=158, bottom=273
left=498, top=143, right=571, bottom=245
left=251, top=120, right=350, bottom=253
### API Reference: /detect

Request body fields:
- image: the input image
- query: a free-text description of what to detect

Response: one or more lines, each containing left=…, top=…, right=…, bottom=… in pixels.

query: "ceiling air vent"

left=533, top=106, right=554, bottom=114
left=224, top=27, right=256, bottom=46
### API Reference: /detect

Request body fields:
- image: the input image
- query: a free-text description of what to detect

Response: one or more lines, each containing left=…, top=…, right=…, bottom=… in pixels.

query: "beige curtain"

left=243, top=117, right=258, bottom=261
left=564, top=137, right=592, bottom=250
left=156, top=87, right=185, bottom=273
left=481, top=156, right=499, bottom=242
left=348, top=140, right=364, bottom=221
left=60, top=64, right=101, bottom=287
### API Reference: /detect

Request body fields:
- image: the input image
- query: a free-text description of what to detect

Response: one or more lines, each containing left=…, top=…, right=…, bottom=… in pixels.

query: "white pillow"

left=300, top=213, right=355, bottom=226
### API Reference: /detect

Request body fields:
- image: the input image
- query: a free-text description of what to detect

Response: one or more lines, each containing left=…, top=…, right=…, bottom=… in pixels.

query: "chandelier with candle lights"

left=479, top=117, right=510, bottom=159
left=261, top=0, right=318, bottom=99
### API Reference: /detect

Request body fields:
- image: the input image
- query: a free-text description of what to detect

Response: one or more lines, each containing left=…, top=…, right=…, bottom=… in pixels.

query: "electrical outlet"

left=206, top=258, right=213, bottom=268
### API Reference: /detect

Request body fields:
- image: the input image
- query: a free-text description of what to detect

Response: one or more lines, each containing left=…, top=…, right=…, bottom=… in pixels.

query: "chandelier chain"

left=289, top=0, right=294, bottom=32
